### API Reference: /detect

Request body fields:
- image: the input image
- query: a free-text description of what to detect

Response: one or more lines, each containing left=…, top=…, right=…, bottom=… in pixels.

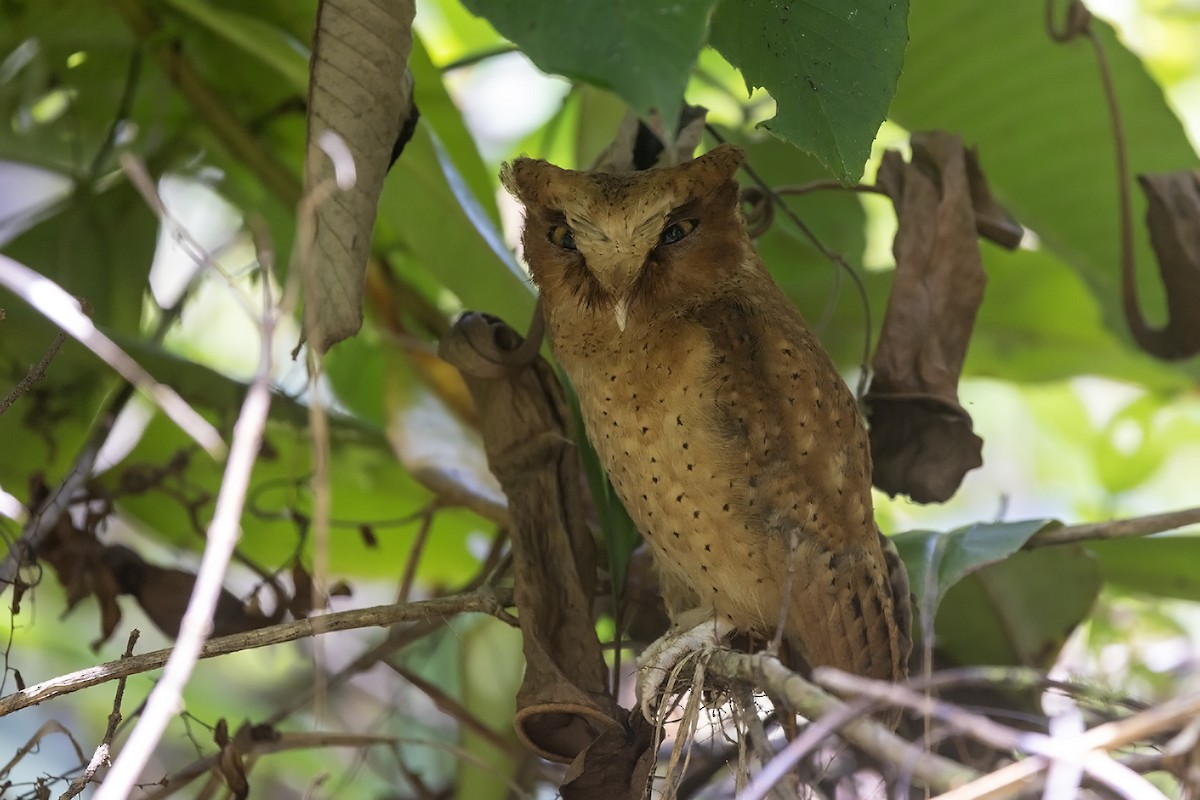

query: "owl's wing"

left=691, top=286, right=910, bottom=680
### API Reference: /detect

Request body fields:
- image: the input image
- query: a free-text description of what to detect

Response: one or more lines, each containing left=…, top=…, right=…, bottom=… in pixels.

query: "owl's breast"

left=557, top=319, right=791, bottom=630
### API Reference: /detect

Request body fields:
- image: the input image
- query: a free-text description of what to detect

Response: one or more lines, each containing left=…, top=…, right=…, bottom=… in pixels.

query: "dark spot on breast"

left=687, top=464, right=694, bottom=471
left=673, top=531, right=680, bottom=538
left=722, top=503, right=730, bottom=512
left=682, top=442, right=689, bottom=450
left=641, top=426, right=648, bottom=434
left=676, top=415, right=683, bottom=426
left=676, top=494, right=684, bottom=503
left=693, top=510, right=701, bottom=519
left=705, top=544, right=711, bottom=551
left=652, top=476, right=659, bottom=483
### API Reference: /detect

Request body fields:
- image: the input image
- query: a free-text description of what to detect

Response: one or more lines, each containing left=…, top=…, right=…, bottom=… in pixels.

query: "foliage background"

left=2, top=0, right=1200, bottom=796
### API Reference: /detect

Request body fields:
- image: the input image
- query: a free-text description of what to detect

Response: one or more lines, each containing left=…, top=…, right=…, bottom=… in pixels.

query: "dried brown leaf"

left=560, top=713, right=655, bottom=800
left=440, top=312, right=622, bottom=764
left=214, top=720, right=249, bottom=800
left=1125, top=171, right=1200, bottom=359
left=303, top=0, right=417, bottom=351
left=866, top=131, right=1005, bottom=503
left=103, top=545, right=268, bottom=639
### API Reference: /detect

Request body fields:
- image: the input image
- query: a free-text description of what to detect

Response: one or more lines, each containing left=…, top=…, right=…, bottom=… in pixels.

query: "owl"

left=502, top=144, right=911, bottom=715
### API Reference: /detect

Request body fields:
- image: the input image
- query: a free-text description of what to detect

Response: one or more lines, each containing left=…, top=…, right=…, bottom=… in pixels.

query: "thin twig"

left=930, top=686, right=1200, bottom=800
left=0, top=330, right=67, bottom=416
left=94, top=282, right=277, bottom=798
left=387, top=662, right=523, bottom=759
left=59, top=630, right=140, bottom=799
left=1025, top=506, right=1200, bottom=548
left=0, top=587, right=512, bottom=718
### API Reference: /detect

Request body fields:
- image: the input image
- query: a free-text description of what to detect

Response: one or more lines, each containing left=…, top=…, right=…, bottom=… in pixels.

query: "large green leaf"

left=892, top=518, right=1057, bottom=612
left=376, top=123, right=533, bottom=324
left=1088, top=536, right=1200, bottom=601
left=891, top=2, right=1200, bottom=350
left=460, top=0, right=718, bottom=123
left=710, top=0, right=909, bottom=182
left=935, top=547, right=1102, bottom=667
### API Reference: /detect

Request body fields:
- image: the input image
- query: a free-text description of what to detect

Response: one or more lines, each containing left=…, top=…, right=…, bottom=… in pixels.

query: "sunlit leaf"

left=710, top=0, right=909, bottom=182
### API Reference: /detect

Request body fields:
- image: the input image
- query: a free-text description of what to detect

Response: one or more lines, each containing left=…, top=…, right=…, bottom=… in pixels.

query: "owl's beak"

left=613, top=298, right=629, bottom=332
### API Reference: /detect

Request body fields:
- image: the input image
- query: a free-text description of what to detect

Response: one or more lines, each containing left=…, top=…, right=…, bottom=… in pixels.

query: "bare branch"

left=59, top=630, right=140, bottom=799
left=1026, top=506, right=1200, bottom=548
left=702, top=648, right=979, bottom=793
left=0, top=330, right=66, bottom=416
left=0, top=587, right=512, bottom=718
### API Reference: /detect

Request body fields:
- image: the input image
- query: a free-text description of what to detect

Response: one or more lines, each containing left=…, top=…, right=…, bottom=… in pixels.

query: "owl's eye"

left=548, top=225, right=577, bottom=251
left=660, top=219, right=697, bottom=246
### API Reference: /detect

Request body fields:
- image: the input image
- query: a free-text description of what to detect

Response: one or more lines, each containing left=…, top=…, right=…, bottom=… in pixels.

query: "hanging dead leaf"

left=214, top=719, right=250, bottom=800
left=1124, top=171, right=1200, bottom=359
left=102, top=545, right=268, bottom=639
left=302, top=0, right=417, bottom=352
left=866, top=131, right=1019, bottom=503
left=440, top=311, right=622, bottom=764
left=561, top=712, right=656, bottom=800
left=36, top=515, right=124, bottom=650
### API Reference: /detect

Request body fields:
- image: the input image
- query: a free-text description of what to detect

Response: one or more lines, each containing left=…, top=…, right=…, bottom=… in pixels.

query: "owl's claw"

left=636, top=617, right=735, bottom=723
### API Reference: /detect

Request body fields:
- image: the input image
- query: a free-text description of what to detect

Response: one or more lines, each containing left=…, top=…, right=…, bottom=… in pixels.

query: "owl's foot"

left=636, top=617, right=735, bottom=723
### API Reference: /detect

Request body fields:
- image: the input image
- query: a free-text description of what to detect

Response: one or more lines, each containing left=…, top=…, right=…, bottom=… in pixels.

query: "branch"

left=0, top=330, right=66, bottom=416
left=1025, top=506, right=1200, bottom=548
left=59, top=630, right=140, bottom=799
left=700, top=648, right=979, bottom=793
left=0, top=587, right=511, bottom=718
left=930, top=685, right=1200, bottom=800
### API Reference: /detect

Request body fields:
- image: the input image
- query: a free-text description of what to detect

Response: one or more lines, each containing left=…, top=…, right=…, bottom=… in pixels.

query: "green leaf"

left=892, top=518, right=1058, bottom=612
left=1088, top=537, right=1200, bottom=601
left=710, top=0, right=909, bottom=182
left=410, top=34, right=499, bottom=225
left=376, top=123, right=534, bottom=324
left=891, top=3, right=1200, bottom=352
left=460, top=0, right=718, bottom=122
left=163, top=0, right=310, bottom=92
left=934, top=547, right=1101, bottom=667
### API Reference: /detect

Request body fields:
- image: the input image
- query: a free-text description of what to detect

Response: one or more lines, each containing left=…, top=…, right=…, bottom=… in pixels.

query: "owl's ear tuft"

left=695, top=143, right=745, bottom=181
left=501, top=157, right=556, bottom=205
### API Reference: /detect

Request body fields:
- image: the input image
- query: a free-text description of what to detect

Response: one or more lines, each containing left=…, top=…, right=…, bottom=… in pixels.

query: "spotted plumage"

left=503, top=144, right=910, bottom=691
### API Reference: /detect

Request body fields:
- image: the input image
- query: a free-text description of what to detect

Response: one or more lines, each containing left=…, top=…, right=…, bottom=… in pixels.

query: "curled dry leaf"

left=103, top=545, right=269, bottom=639
left=440, top=311, right=623, bottom=765
left=1125, top=171, right=1200, bottom=360
left=302, top=0, right=417, bottom=352
left=34, top=511, right=269, bottom=648
left=36, top=516, right=123, bottom=650
left=866, top=131, right=1021, bottom=504
left=214, top=719, right=250, bottom=800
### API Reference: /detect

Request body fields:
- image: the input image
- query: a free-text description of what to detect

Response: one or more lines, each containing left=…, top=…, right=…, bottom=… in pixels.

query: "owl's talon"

left=636, top=617, right=735, bottom=723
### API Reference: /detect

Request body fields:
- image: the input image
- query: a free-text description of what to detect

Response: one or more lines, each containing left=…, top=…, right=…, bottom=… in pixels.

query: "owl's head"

left=502, top=143, right=748, bottom=332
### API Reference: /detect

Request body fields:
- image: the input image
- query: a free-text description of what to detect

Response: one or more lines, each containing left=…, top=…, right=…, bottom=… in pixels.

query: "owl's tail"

left=784, top=531, right=912, bottom=682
